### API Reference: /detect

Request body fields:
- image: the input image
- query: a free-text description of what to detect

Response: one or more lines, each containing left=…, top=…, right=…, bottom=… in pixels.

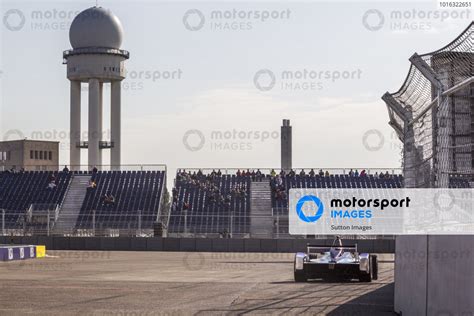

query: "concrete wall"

left=0, top=236, right=395, bottom=253
left=395, top=235, right=474, bottom=315
left=0, top=140, right=59, bottom=171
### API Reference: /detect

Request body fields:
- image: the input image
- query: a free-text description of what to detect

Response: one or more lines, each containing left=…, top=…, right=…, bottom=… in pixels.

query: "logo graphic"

left=3, top=129, right=25, bottom=141
left=254, top=69, right=276, bottom=91
left=362, top=129, right=385, bottom=151
left=3, top=9, right=26, bottom=31
left=183, top=129, right=206, bottom=152
left=362, top=9, right=385, bottom=31
left=296, top=195, right=324, bottom=223
left=183, top=9, right=205, bottom=31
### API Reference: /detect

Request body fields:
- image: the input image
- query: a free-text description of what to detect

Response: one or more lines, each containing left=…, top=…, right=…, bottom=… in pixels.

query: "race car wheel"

left=294, top=271, right=307, bottom=282
left=370, top=255, right=378, bottom=280
left=359, top=271, right=371, bottom=282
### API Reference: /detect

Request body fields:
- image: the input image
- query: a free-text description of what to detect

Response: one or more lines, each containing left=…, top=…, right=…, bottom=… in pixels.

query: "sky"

left=0, top=0, right=472, bottom=180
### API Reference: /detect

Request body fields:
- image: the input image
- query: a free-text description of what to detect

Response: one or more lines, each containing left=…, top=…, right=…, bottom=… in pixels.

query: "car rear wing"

left=306, top=244, right=358, bottom=254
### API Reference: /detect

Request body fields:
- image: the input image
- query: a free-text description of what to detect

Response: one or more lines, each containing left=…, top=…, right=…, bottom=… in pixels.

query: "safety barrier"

left=0, top=236, right=395, bottom=253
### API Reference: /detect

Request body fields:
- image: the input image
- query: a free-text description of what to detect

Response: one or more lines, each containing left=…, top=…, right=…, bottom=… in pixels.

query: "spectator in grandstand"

left=318, top=169, right=324, bottom=176
left=270, top=169, right=276, bottom=177
left=280, top=169, right=286, bottom=177
left=47, top=181, right=57, bottom=190
left=62, top=165, right=70, bottom=173
left=385, top=171, right=390, bottom=178
left=217, top=169, right=222, bottom=176
left=183, top=202, right=190, bottom=212
left=236, top=169, right=242, bottom=177
left=92, top=166, right=98, bottom=174
left=87, top=180, right=97, bottom=190
left=355, top=169, right=359, bottom=177
left=49, top=173, right=56, bottom=182
left=308, top=169, right=315, bottom=177
left=255, top=169, right=263, bottom=181
left=360, top=169, right=367, bottom=177
left=251, top=170, right=256, bottom=180
left=325, top=170, right=330, bottom=177
left=103, top=194, right=115, bottom=205
left=379, top=172, right=385, bottom=179
left=276, top=175, right=283, bottom=186
left=288, top=169, right=296, bottom=177
left=349, top=169, right=354, bottom=177
left=300, top=169, right=306, bottom=176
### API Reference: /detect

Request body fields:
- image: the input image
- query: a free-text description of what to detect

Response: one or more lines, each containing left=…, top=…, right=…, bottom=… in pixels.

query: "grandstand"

left=168, top=170, right=251, bottom=236
left=0, top=171, right=71, bottom=230
left=166, top=168, right=402, bottom=238
left=0, top=168, right=167, bottom=236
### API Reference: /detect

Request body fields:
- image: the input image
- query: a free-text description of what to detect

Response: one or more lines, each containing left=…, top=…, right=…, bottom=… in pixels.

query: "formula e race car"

left=294, top=237, right=378, bottom=282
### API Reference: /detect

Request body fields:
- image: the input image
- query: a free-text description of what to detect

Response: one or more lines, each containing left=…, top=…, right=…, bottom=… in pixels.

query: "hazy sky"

left=0, top=0, right=472, bottom=177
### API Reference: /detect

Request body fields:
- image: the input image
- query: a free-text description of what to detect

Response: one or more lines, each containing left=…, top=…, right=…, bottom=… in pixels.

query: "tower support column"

left=88, top=78, right=101, bottom=169
left=70, top=81, right=81, bottom=171
left=281, top=119, right=292, bottom=172
left=111, top=81, right=121, bottom=170
left=98, top=82, right=103, bottom=168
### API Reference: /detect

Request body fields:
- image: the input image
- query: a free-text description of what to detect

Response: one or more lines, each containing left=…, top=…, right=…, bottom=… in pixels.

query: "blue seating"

left=76, top=171, right=166, bottom=230
left=271, top=174, right=404, bottom=208
left=0, top=171, right=72, bottom=228
left=449, top=176, right=471, bottom=188
left=169, top=173, right=250, bottom=235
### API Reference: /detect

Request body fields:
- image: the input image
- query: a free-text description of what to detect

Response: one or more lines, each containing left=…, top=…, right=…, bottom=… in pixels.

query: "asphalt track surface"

left=0, top=251, right=395, bottom=315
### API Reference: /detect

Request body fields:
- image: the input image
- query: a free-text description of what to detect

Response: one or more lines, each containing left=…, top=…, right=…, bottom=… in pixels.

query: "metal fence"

left=0, top=209, right=396, bottom=240
left=176, top=167, right=402, bottom=176
left=0, top=164, right=167, bottom=172
left=0, top=210, right=157, bottom=237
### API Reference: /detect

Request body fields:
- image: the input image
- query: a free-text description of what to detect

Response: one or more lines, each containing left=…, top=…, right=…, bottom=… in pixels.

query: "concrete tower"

left=281, top=119, right=292, bottom=172
left=64, top=6, right=129, bottom=170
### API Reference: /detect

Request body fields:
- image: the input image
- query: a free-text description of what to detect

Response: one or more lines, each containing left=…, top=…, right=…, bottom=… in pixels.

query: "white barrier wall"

left=395, top=236, right=474, bottom=315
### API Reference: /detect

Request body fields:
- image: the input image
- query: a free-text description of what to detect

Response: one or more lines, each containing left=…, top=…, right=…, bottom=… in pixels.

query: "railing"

left=1, top=164, right=167, bottom=172
left=0, top=211, right=158, bottom=237
left=63, top=47, right=130, bottom=60
left=1, top=209, right=397, bottom=239
left=176, top=167, right=402, bottom=177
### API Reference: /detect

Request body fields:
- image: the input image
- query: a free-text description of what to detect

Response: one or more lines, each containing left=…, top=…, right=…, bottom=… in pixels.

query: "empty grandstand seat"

left=75, top=170, right=166, bottom=230
left=0, top=171, right=72, bottom=228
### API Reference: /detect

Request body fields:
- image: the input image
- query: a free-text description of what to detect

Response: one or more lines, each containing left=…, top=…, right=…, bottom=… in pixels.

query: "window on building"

left=35, top=151, right=38, bottom=159
left=48, top=151, right=52, bottom=160
left=30, top=150, right=34, bottom=159
left=39, top=151, right=43, bottom=160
